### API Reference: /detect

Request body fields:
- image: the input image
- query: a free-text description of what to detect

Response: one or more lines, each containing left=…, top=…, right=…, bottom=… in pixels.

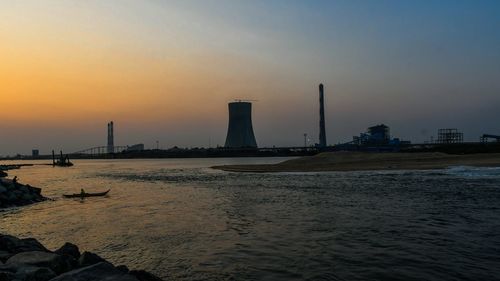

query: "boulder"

left=14, top=265, right=56, bottom=281
left=129, top=270, right=164, bottom=281
left=21, top=193, right=35, bottom=202
left=0, top=271, right=15, bottom=281
left=0, top=171, right=7, bottom=178
left=18, top=186, right=29, bottom=194
left=11, top=191, right=22, bottom=199
left=78, top=251, right=108, bottom=268
left=5, top=191, right=17, bottom=202
left=0, top=235, right=164, bottom=281
left=19, top=238, right=48, bottom=253
left=49, top=262, right=140, bottom=281
left=0, top=251, right=11, bottom=263
left=4, top=183, right=14, bottom=191
left=0, top=182, right=46, bottom=209
left=55, top=243, right=80, bottom=259
left=0, top=235, right=49, bottom=254
left=116, top=265, right=129, bottom=273
left=6, top=251, right=70, bottom=274
left=29, top=186, right=42, bottom=195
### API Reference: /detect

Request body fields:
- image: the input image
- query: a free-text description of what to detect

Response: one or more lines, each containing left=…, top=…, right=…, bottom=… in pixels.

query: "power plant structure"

left=107, top=121, right=114, bottom=153
left=367, top=124, right=390, bottom=144
left=224, top=101, right=258, bottom=148
left=437, top=128, right=463, bottom=144
left=480, top=134, right=500, bottom=143
left=318, top=83, right=327, bottom=147
left=352, top=124, right=407, bottom=146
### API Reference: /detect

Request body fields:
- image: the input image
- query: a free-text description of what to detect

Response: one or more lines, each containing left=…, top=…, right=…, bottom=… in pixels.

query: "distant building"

left=126, top=144, right=145, bottom=152
left=318, top=84, right=327, bottom=147
left=224, top=101, right=258, bottom=148
left=480, top=134, right=500, bottom=143
left=437, top=128, right=463, bottom=144
left=32, top=149, right=39, bottom=157
left=353, top=124, right=409, bottom=146
left=107, top=121, right=114, bottom=153
left=367, top=124, right=390, bottom=145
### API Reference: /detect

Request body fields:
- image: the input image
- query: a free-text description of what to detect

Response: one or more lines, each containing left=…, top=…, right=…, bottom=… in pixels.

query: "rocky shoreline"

left=0, top=168, right=47, bottom=209
left=0, top=166, right=164, bottom=280
left=0, top=233, right=163, bottom=280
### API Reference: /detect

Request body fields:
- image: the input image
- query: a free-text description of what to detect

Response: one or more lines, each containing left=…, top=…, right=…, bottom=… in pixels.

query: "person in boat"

left=80, top=188, right=85, bottom=198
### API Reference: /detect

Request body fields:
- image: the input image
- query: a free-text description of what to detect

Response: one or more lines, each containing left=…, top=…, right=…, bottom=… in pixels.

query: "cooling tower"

left=107, top=121, right=114, bottom=153
left=319, top=84, right=327, bottom=147
left=224, top=102, right=258, bottom=148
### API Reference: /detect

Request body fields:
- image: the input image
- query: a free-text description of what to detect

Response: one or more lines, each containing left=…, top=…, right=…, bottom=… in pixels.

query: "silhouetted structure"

left=480, top=134, right=500, bottom=143
left=224, top=101, right=257, bottom=148
left=71, top=145, right=128, bottom=156
left=437, top=128, right=463, bottom=144
left=52, top=150, right=73, bottom=167
left=318, top=84, right=327, bottom=147
left=367, top=124, right=390, bottom=144
left=126, top=144, right=145, bottom=151
left=32, top=149, right=39, bottom=157
left=107, top=121, right=114, bottom=153
left=351, top=124, right=409, bottom=147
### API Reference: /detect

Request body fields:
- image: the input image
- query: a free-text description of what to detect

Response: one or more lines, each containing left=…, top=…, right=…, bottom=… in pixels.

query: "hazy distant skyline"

left=1, top=0, right=499, bottom=155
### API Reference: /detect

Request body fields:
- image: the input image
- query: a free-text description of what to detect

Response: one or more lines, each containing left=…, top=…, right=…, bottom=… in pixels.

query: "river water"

left=1, top=158, right=500, bottom=280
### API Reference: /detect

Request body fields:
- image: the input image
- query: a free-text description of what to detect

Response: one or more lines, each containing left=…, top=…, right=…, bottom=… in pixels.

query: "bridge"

left=71, top=146, right=129, bottom=156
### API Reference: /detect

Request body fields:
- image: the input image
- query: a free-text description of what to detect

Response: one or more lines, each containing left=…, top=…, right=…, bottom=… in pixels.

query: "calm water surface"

left=1, top=158, right=500, bottom=280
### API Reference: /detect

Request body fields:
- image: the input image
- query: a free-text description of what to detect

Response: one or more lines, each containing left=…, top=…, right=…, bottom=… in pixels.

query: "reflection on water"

left=1, top=158, right=500, bottom=280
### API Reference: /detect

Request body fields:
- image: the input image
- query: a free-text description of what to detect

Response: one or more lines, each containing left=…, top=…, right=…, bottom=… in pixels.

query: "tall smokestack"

left=319, top=84, right=327, bottom=147
left=107, top=121, right=114, bottom=153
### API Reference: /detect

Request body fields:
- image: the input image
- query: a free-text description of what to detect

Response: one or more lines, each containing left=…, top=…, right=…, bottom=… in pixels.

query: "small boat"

left=63, top=189, right=110, bottom=198
left=52, top=150, right=74, bottom=167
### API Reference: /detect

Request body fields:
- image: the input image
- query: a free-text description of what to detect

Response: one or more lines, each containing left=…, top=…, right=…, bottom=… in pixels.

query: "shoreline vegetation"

left=212, top=152, right=500, bottom=172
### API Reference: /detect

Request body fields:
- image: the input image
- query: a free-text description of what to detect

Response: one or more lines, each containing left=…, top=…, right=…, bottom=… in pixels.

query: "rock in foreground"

left=0, top=233, right=164, bottom=281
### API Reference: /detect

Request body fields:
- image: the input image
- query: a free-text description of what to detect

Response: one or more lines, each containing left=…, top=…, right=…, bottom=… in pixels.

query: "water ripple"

left=1, top=159, right=500, bottom=280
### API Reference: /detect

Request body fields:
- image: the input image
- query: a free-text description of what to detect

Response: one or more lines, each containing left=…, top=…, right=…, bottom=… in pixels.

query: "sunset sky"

left=1, top=0, right=499, bottom=155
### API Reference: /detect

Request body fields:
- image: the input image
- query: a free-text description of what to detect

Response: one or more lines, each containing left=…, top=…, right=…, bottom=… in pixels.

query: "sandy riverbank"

left=212, top=152, right=500, bottom=172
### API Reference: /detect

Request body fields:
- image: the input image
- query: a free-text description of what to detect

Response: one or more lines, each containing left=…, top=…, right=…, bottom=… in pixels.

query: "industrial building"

left=480, top=134, right=500, bottom=143
left=437, top=128, right=463, bottom=144
left=126, top=144, right=145, bottom=152
left=368, top=124, right=390, bottom=144
left=318, top=83, right=327, bottom=147
left=107, top=121, right=114, bottom=153
left=224, top=101, right=258, bottom=148
left=352, top=124, right=409, bottom=146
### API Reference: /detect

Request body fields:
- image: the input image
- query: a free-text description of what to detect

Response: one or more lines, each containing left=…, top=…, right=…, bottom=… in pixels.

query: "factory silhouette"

left=68, top=83, right=334, bottom=157
left=11, top=83, right=500, bottom=160
left=222, top=84, right=408, bottom=150
left=318, top=84, right=327, bottom=148
left=224, top=101, right=258, bottom=148
left=107, top=121, right=114, bottom=154
left=224, top=84, right=327, bottom=149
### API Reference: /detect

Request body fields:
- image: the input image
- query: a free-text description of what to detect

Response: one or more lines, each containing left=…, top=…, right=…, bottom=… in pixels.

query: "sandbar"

left=212, top=152, right=500, bottom=172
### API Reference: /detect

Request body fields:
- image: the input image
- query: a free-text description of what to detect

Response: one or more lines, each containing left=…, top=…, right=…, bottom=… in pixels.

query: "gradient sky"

left=1, top=0, right=500, bottom=155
